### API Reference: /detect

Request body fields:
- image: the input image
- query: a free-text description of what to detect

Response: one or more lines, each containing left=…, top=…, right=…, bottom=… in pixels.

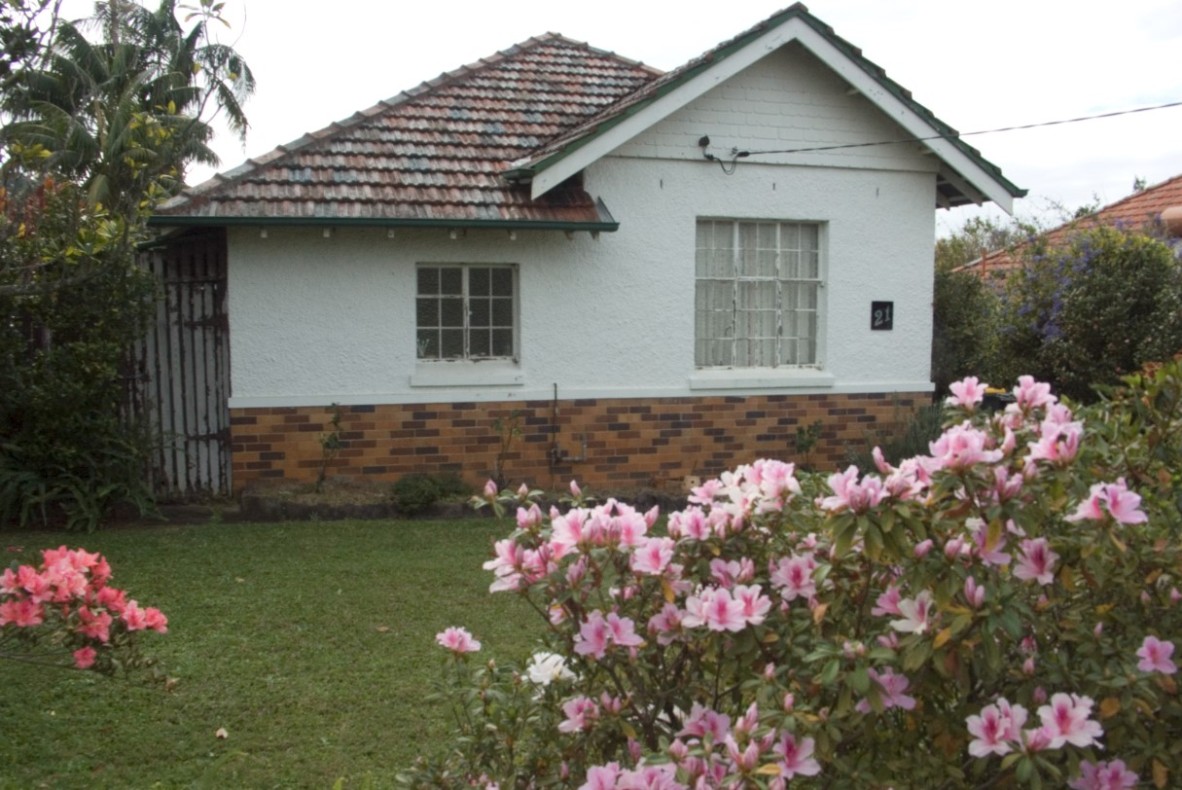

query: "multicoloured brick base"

left=229, top=392, right=929, bottom=493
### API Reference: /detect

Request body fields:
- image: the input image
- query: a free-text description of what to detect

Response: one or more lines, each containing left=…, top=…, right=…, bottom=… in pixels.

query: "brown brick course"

left=228, top=393, right=928, bottom=493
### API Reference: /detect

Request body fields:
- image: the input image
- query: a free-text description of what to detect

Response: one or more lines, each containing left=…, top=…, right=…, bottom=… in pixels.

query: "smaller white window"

left=416, top=265, right=516, bottom=361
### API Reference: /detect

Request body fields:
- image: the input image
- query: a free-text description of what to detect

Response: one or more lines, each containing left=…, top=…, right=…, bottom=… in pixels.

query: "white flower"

left=526, top=652, right=575, bottom=686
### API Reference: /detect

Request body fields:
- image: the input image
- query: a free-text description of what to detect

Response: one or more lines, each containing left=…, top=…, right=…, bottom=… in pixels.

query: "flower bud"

left=914, top=539, right=934, bottom=558
left=783, top=693, right=795, bottom=712
left=483, top=479, right=498, bottom=498
left=570, top=479, right=582, bottom=497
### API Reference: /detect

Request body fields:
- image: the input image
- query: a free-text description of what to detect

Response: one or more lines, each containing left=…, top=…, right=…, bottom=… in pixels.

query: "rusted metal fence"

left=127, top=229, right=231, bottom=497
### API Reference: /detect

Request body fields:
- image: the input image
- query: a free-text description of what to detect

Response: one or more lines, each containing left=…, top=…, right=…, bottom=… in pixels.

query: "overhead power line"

left=740, top=100, right=1182, bottom=158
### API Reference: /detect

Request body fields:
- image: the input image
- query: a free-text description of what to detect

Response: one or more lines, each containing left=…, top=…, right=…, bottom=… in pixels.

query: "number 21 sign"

left=871, top=301, right=893, bottom=330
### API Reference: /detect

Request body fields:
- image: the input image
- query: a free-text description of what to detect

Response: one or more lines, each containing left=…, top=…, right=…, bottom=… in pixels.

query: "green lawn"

left=0, top=517, right=540, bottom=789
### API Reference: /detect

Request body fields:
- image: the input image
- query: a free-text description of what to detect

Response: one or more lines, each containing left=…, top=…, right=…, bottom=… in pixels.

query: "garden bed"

left=237, top=478, right=691, bottom=523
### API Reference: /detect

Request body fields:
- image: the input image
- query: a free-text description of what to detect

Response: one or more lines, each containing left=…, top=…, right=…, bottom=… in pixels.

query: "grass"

left=0, top=517, right=541, bottom=789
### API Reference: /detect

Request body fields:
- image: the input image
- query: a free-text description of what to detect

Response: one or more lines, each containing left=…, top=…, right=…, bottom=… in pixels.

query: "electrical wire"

left=738, top=100, right=1182, bottom=158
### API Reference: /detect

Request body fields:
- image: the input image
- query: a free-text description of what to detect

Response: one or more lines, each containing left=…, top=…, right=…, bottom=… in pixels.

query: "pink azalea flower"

left=1037, top=693, right=1103, bottom=749
left=558, top=695, right=600, bottom=733
left=817, top=467, right=887, bottom=514
left=72, top=646, right=97, bottom=669
left=855, top=667, right=917, bottom=713
left=773, top=732, right=821, bottom=779
left=968, top=518, right=1010, bottom=566
left=435, top=626, right=481, bottom=654
left=1066, top=479, right=1148, bottom=526
left=630, top=537, right=676, bottom=576
left=647, top=603, right=684, bottom=645
left=872, top=584, right=903, bottom=617
left=1026, top=420, right=1082, bottom=465
left=76, top=607, right=113, bottom=643
left=0, top=598, right=44, bottom=628
left=574, top=610, right=642, bottom=658
left=964, top=576, right=985, bottom=608
left=1068, top=759, right=1139, bottom=790
left=928, top=423, right=1003, bottom=471
left=967, top=701, right=1019, bottom=757
left=890, top=590, right=935, bottom=635
left=667, top=507, right=709, bottom=541
left=732, top=584, right=771, bottom=627
left=769, top=554, right=817, bottom=602
left=682, top=586, right=747, bottom=632
left=678, top=702, right=731, bottom=742
left=1136, top=635, right=1177, bottom=674
left=1013, top=376, right=1056, bottom=411
left=946, top=376, right=988, bottom=409
left=1013, top=538, right=1058, bottom=586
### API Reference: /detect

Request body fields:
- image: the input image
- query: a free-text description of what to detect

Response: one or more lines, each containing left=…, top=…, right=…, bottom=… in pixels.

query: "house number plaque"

left=871, top=301, right=894, bottom=330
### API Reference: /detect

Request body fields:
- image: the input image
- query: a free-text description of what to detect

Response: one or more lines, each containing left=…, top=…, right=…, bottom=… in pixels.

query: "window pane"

left=469, top=267, right=490, bottom=295
left=440, top=297, right=464, bottom=327
left=417, top=330, right=437, bottom=359
left=440, top=267, right=462, bottom=294
left=416, top=299, right=438, bottom=327
left=418, top=268, right=438, bottom=295
left=492, top=298, right=512, bottom=326
left=492, top=329, right=513, bottom=357
left=469, top=329, right=490, bottom=357
left=441, top=328, right=464, bottom=358
left=491, top=268, right=513, bottom=296
left=470, top=298, right=490, bottom=328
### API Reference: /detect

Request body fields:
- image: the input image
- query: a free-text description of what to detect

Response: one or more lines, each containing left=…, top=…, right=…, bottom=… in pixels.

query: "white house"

left=147, top=3, right=1023, bottom=494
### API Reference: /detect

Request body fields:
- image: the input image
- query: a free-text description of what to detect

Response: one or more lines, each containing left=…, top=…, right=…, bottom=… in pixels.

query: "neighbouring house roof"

left=152, top=3, right=1024, bottom=231
left=960, top=172, right=1182, bottom=281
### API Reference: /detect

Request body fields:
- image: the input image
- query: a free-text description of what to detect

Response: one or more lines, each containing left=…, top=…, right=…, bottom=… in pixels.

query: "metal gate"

left=128, top=229, right=231, bottom=496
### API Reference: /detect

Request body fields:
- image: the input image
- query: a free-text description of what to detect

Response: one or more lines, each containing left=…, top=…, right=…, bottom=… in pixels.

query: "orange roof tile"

left=155, top=35, right=659, bottom=228
left=963, top=173, right=1182, bottom=280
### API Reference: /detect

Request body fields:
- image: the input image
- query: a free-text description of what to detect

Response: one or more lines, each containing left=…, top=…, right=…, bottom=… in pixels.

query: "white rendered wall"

left=227, top=44, right=938, bottom=408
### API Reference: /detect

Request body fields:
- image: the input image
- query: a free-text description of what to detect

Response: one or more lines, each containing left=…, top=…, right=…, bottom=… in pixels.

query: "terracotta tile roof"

left=511, top=3, right=1024, bottom=210
left=154, top=3, right=1021, bottom=229
left=154, top=35, right=660, bottom=228
left=962, top=172, right=1182, bottom=280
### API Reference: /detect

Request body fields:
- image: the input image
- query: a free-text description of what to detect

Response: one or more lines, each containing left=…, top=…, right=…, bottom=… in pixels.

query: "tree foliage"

left=0, top=1, right=252, bottom=529
left=999, top=226, right=1182, bottom=402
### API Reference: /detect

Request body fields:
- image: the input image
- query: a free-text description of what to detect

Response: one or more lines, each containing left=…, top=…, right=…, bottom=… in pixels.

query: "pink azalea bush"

left=1, top=546, right=167, bottom=674
left=402, top=362, right=1182, bottom=788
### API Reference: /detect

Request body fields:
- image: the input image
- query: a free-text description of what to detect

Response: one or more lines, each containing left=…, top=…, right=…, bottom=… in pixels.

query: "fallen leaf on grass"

left=375, top=626, right=390, bottom=633
left=215, top=727, right=229, bottom=740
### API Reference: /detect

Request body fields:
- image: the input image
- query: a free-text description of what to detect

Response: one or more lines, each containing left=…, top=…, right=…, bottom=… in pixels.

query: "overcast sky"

left=62, top=0, right=1182, bottom=235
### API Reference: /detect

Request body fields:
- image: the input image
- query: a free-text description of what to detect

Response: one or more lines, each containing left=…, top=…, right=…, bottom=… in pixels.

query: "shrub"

left=998, top=226, right=1182, bottom=402
left=401, top=364, right=1182, bottom=789
left=390, top=473, right=469, bottom=516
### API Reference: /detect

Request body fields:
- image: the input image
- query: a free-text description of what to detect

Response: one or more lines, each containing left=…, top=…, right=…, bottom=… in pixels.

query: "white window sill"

left=688, top=368, right=835, bottom=391
left=410, top=362, right=525, bottom=388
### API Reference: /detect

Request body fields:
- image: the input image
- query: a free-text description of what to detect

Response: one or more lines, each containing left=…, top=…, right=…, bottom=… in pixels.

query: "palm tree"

left=2, top=0, right=254, bottom=214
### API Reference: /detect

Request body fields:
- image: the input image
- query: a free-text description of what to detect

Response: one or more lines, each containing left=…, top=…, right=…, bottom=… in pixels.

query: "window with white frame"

left=695, top=219, right=822, bottom=368
left=416, top=265, right=516, bottom=361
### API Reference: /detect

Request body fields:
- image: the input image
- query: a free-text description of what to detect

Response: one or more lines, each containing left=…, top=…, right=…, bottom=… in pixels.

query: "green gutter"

left=147, top=215, right=619, bottom=233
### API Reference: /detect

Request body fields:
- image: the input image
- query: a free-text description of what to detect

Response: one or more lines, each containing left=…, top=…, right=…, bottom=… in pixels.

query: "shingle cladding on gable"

left=154, top=35, right=660, bottom=227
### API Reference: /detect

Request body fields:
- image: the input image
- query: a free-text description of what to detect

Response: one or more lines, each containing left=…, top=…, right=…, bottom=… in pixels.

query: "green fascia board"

left=521, top=5, right=1026, bottom=200
left=147, top=215, right=620, bottom=232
